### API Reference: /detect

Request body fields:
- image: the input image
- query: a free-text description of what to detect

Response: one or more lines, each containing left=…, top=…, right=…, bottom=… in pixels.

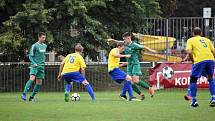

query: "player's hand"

left=125, top=55, right=131, bottom=58
left=119, top=62, right=128, bottom=67
left=57, top=75, right=61, bottom=81
left=181, top=59, right=185, bottom=62
left=33, top=64, right=38, bottom=68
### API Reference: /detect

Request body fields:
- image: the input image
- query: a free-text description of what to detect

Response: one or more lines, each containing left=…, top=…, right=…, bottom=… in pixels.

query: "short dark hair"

left=122, top=32, right=131, bottom=38
left=38, top=32, right=46, bottom=37
left=193, top=27, right=201, bottom=35
left=75, top=43, right=84, bottom=52
left=116, top=42, right=125, bottom=47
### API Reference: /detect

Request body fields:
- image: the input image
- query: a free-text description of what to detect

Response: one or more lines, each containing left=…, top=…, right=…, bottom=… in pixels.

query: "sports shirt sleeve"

left=29, top=45, right=36, bottom=64
left=185, top=39, right=192, bottom=51
left=110, top=48, right=118, bottom=56
left=208, top=39, right=215, bottom=51
left=133, top=43, right=144, bottom=50
left=80, top=56, right=87, bottom=69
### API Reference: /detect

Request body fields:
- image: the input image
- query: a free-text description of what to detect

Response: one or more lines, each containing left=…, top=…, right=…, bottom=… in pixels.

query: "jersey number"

left=69, top=56, right=75, bottom=63
left=200, top=39, right=207, bottom=48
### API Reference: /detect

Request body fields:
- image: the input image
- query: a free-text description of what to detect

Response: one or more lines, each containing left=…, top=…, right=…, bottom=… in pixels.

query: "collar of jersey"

left=37, top=42, right=44, bottom=45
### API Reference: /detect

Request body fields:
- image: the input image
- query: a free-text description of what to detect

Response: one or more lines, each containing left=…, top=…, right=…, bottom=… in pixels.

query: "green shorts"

left=30, top=65, right=45, bottom=80
left=127, top=64, right=142, bottom=76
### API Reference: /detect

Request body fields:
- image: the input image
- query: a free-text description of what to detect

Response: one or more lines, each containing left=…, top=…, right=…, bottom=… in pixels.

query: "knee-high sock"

left=65, top=83, right=71, bottom=93
left=31, top=84, right=41, bottom=97
left=121, top=81, right=133, bottom=98
left=208, top=78, right=215, bottom=100
left=85, top=84, right=96, bottom=100
left=121, top=81, right=127, bottom=96
left=138, top=80, right=150, bottom=89
left=23, top=80, right=33, bottom=94
left=126, top=81, right=133, bottom=98
left=190, top=82, right=197, bottom=100
left=132, top=83, right=141, bottom=95
left=187, top=85, right=191, bottom=96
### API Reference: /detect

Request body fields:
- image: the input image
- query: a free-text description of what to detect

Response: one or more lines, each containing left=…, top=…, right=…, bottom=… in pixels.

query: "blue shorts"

left=109, top=68, right=127, bottom=84
left=191, top=60, right=214, bottom=78
left=62, top=72, right=86, bottom=84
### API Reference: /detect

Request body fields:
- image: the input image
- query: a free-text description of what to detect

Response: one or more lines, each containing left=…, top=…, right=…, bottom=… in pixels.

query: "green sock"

left=31, top=84, right=41, bottom=97
left=132, top=83, right=141, bottom=95
left=138, top=80, right=150, bottom=89
left=23, top=80, right=33, bottom=93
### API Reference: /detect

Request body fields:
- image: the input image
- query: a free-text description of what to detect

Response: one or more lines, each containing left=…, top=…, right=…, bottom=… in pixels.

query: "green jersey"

left=29, top=42, right=47, bottom=66
left=124, top=41, right=143, bottom=64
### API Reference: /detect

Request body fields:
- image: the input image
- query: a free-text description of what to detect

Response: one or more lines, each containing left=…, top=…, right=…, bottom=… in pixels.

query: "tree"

left=159, top=0, right=176, bottom=17
left=0, top=0, right=161, bottom=61
left=168, top=0, right=215, bottom=17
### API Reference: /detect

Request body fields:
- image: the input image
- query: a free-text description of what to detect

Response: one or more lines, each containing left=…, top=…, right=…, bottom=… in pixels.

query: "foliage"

left=169, top=0, right=215, bottom=17
left=0, top=0, right=161, bottom=61
left=0, top=32, right=23, bottom=52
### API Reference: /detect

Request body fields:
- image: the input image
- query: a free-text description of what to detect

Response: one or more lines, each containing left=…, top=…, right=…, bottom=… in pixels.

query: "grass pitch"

left=0, top=90, right=215, bottom=121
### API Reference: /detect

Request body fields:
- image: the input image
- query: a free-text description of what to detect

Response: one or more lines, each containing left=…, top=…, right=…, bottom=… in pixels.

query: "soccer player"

left=182, top=27, right=215, bottom=107
left=21, top=32, right=47, bottom=101
left=108, top=42, right=140, bottom=101
left=122, top=32, right=156, bottom=100
left=57, top=43, right=95, bottom=102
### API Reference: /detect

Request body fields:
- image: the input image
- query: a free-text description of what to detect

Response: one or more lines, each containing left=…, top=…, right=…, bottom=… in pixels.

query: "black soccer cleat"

left=29, top=96, right=35, bottom=102
left=209, top=100, right=215, bottom=107
left=140, top=94, right=145, bottom=100
left=120, top=95, right=127, bottom=101
left=191, top=101, right=199, bottom=107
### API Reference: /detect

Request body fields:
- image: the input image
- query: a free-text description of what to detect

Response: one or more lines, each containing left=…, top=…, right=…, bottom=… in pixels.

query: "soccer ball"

left=162, top=66, right=174, bottom=79
left=71, top=93, right=80, bottom=101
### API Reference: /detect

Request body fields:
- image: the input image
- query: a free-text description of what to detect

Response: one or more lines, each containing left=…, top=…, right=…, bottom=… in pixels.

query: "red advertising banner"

left=149, top=63, right=210, bottom=89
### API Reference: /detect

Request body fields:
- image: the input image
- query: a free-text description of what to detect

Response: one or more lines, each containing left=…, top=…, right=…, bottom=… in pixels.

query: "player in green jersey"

left=123, top=32, right=156, bottom=100
left=21, top=32, right=47, bottom=101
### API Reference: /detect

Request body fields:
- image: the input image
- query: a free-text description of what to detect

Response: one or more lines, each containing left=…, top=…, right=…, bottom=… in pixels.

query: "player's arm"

left=142, top=45, right=157, bottom=53
left=107, top=39, right=124, bottom=45
left=208, top=40, right=215, bottom=59
left=29, top=45, right=37, bottom=67
left=80, top=57, right=87, bottom=77
left=80, top=68, right=86, bottom=77
left=182, top=50, right=193, bottom=62
left=119, top=62, right=128, bottom=67
left=212, top=50, right=215, bottom=59
left=57, top=59, right=65, bottom=81
left=113, top=54, right=131, bottom=58
left=111, top=49, right=131, bottom=58
left=182, top=40, right=193, bottom=62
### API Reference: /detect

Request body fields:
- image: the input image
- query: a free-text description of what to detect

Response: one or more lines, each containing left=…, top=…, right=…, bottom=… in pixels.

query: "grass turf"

left=0, top=90, right=215, bottom=121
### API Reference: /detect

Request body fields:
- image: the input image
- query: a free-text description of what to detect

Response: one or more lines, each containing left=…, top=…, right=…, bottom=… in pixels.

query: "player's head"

left=116, top=42, right=125, bottom=53
left=75, top=43, right=84, bottom=53
left=122, top=32, right=131, bottom=44
left=38, top=32, right=46, bottom=43
left=192, top=27, right=202, bottom=36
